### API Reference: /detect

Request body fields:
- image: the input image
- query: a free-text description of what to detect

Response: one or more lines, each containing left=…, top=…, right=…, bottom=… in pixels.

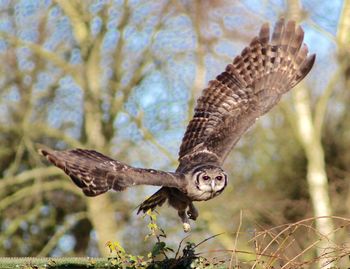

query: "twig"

left=229, top=209, right=243, bottom=269
left=194, top=233, right=225, bottom=248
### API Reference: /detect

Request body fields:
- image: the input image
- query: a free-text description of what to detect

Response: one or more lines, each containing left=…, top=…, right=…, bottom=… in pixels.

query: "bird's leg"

left=187, top=202, right=199, bottom=220
left=178, top=210, right=191, bottom=232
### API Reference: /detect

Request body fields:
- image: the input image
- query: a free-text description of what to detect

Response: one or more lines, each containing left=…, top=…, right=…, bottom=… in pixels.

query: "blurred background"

left=0, top=0, right=349, bottom=266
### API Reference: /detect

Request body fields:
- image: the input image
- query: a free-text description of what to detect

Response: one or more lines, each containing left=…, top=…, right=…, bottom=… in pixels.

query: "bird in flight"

left=39, top=18, right=315, bottom=232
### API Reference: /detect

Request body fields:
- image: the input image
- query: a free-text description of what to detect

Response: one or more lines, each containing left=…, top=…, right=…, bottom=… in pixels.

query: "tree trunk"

left=287, top=1, right=335, bottom=267
left=293, top=85, right=334, bottom=238
left=82, top=44, right=120, bottom=256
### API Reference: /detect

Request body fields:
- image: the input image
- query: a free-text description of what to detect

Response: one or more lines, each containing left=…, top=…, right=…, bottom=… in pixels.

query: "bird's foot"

left=179, top=210, right=192, bottom=232
left=183, top=222, right=191, bottom=233
left=187, top=211, right=198, bottom=220
left=187, top=203, right=199, bottom=220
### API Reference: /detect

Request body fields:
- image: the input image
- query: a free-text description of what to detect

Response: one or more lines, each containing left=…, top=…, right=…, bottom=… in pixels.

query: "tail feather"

left=137, top=188, right=168, bottom=214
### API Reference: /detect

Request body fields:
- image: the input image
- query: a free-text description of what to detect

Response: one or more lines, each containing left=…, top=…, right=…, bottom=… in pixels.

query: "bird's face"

left=190, top=165, right=228, bottom=201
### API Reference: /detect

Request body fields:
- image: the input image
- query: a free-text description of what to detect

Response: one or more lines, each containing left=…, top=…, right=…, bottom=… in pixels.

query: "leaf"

left=147, top=223, right=158, bottom=230
left=130, top=255, right=136, bottom=261
left=165, top=246, right=174, bottom=253
left=113, top=241, right=126, bottom=254
left=151, top=242, right=166, bottom=257
left=105, top=241, right=114, bottom=253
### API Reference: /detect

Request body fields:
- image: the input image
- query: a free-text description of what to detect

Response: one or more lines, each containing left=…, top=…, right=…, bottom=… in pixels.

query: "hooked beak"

left=210, top=180, right=216, bottom=197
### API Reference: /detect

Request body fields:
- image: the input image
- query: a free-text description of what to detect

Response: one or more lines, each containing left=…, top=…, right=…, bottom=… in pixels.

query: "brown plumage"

left=39, top=19, right=315, bottom=232
left=178, top=19, right=314, bottom=168
left=38, top=146, right=186, bottom=196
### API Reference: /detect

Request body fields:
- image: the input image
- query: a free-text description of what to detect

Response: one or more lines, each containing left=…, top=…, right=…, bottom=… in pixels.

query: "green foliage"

left=144, top=210, right=174, bottom=258
left=105, top=210, right=218, bottom=269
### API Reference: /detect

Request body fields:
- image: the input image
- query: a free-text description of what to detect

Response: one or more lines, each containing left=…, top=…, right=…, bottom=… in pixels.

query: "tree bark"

left=293, top=86, right=334, bottom=233
left=56, top=1, right=121, bottom=255
left=287, top=1, right=335, bottom=267
left=82, top=44, right=120, bottom=257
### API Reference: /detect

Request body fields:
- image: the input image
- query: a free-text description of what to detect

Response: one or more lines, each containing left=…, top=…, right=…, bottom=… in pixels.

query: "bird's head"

left=188, top=164, right=227, bottom=200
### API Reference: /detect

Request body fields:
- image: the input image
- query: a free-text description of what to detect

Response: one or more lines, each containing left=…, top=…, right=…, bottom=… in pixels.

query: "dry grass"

left=195, top=216, right=350, bottom=269
left=1, top=216, right=349, bottom=268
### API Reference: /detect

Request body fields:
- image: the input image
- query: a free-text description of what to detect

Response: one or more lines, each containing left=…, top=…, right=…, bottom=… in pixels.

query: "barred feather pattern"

left=39, top=148, right=132, bottom=196
left=137, top=188, right=168, bottom=214
left=178, top=18, right=315, bottom=167
left=38, top=19, right=315, bottom=228
left=39, top=147, right=185, bottom=197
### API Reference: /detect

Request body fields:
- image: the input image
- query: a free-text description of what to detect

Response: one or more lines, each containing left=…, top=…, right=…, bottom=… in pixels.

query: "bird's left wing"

left=39, top=146, right=186, bottom=196
left=178, top=19, right=315, bottom=169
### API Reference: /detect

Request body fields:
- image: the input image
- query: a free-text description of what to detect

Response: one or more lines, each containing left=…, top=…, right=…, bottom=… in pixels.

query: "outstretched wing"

left=178, top=19, right=315, bottom=169
left=39, top=146, right=186, bottom=196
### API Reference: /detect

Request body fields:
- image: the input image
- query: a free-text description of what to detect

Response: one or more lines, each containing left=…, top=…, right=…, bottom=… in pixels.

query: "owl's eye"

left=216, top=176, right=223, bottom=181
left=202, top=175, right=210, bottom=181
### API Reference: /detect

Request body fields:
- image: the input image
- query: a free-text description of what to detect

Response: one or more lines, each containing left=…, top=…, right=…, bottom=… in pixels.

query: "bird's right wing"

left=39, top=146, right=186, bottom=196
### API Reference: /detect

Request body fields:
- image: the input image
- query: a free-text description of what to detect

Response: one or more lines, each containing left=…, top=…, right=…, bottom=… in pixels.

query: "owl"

left=39, top=19, right=315, bottom=232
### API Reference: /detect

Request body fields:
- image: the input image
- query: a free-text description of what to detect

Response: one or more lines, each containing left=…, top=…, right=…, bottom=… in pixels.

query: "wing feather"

left=178, top=19, right=315, bottom=169
left=39, top=146, right=186, bottom=196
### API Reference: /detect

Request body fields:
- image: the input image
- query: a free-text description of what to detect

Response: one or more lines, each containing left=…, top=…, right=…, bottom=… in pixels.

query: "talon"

left=187, top=211, right=196, bottom=220
left=183, top=223, right=191, bottom=232
left=187, top=202, right=199, bottom=221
